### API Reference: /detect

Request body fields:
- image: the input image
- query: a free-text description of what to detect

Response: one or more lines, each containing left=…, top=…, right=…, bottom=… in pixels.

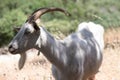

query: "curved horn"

left=26, top=7, right=70, bottom=22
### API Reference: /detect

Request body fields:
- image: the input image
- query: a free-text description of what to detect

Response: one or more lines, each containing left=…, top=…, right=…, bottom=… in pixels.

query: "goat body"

left=38, top=22, right=104, bottom=80
left=8, top=8, right=104, bottom=80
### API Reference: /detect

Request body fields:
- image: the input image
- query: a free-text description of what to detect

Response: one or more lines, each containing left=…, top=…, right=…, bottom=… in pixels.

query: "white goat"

left=8, top=7, right=104, bottom=80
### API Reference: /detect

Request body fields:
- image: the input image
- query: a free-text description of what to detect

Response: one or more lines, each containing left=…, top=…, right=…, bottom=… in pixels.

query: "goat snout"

left=8, top=43, right=18, bottom=54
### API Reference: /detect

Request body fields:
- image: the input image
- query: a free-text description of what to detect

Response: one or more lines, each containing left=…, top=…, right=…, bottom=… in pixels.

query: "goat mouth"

left=10, top=50, right=18, bottom=54
left=8, top=48, right=18, bottom=54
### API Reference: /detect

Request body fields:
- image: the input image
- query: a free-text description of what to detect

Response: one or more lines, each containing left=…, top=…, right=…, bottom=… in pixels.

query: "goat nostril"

left=8, top=45, right=16, bottom=53
left=9, top=45, right=12, bottom=49
left=8, top=41, right=18, bottom=54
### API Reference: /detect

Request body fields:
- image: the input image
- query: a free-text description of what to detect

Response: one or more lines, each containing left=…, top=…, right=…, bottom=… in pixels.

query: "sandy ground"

left=0, top=50, right=53, bottom=80
left=96, top=48, right=120, bottom=80
left=0, top=47, right=120, bottom=80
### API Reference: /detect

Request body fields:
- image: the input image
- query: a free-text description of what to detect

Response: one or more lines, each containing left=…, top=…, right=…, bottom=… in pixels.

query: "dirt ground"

left=0, top=50, right=53, bottom=80
left=96, top=48, right=120, bottom=80
left=0, top=48, right=120, bottom=80
left=0, top=28, right=120, bottom=80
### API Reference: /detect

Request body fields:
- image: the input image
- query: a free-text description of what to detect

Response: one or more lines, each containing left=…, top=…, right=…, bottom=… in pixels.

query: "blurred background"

left=0, top=0, right=120, bottom=47
left=0, top=0, right=120, bottom=80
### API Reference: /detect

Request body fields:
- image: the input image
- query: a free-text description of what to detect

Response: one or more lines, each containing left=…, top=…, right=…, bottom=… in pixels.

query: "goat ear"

left=14, top=27, right=21, bottom=33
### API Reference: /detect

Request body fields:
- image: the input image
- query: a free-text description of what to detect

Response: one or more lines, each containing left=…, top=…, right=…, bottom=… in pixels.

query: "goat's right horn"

left=26, top=7, right=71, bottom=23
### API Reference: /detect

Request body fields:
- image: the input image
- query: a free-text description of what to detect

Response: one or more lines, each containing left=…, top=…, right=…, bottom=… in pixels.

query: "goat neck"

left=36, top=27, right=67, bottom=70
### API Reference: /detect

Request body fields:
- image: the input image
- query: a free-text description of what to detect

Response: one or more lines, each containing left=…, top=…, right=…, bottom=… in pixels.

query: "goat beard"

left=18, top=53, right=27, bottom=70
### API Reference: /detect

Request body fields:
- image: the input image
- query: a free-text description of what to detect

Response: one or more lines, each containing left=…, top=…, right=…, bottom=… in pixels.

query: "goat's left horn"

left=26, top=7, right=71, bottom=22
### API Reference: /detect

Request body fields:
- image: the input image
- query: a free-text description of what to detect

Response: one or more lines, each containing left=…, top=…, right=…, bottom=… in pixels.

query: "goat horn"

left=26, top=7, right=71, bottom=22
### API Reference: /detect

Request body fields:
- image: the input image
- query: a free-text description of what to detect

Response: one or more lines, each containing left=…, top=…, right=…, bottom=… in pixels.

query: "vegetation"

left=0, top=0, right=120, bottom=46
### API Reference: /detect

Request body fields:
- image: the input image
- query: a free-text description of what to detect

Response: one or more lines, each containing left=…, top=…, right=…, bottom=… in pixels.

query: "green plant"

left=1, top=0, right=120, bottom=46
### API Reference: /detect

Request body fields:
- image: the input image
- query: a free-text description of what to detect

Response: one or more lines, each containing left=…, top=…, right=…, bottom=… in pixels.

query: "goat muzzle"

left=8, top=43, right=18, bottom=54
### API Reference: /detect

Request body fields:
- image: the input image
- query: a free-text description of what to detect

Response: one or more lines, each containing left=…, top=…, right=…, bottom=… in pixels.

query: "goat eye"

left=25, top=29, right=31, bottom=35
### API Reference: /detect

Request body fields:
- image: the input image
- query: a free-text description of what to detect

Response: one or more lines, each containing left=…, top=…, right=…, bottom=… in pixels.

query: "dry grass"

left=104, top=28, right=120, bottom=48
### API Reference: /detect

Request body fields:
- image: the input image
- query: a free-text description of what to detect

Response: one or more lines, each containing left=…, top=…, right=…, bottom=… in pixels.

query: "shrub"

left=0, top=9, right=26, bottom=46
left=0, top=0, right=120, bottom=46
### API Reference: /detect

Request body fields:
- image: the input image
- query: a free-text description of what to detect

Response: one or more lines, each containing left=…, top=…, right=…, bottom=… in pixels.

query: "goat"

left=8, top=7, right=104, bottom=80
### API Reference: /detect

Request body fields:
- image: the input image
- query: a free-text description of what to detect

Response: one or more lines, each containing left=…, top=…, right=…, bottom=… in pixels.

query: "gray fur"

left=8, top=21, right=104, bottom=80
left=8, top=7, right=104, bottom=80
